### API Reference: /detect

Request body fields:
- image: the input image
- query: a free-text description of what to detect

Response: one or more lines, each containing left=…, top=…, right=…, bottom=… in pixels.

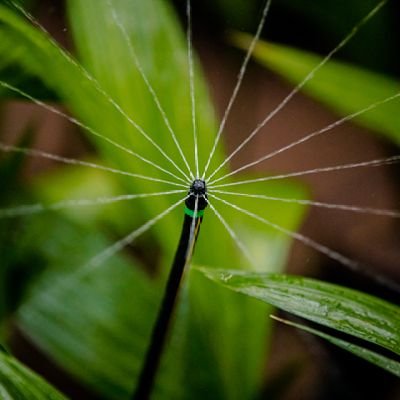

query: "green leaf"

left=271, top=315, right=400, bottom=378
left=16, top=213, right=178, bottom=399
left=0, top=0, right=306, bottom=273
left=233, top=34, right=400, bottom=144
left=0, top=0, right=235, bottom=266
left=0, top=351, right=66, bottom=399
left=199, top=269, right=400, bottom=356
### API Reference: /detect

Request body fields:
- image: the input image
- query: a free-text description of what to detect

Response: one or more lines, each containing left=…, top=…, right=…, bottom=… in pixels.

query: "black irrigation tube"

left=133, top=179, right=208, bottom=400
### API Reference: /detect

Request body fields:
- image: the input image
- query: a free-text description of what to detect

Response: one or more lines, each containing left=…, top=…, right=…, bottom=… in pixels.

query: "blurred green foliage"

left=0, top=0, right=399, bottom=398
left=234, top=34, right=400, bottom=145
left=0, top=0, right=305, bottom=398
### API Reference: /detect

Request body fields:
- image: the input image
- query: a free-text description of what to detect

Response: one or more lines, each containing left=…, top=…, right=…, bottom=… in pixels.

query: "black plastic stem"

left=132, top=212, right=203, bottom=400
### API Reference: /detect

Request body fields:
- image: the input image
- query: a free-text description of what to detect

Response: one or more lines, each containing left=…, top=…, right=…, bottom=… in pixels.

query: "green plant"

left=0, top=0, right=399, bottom=399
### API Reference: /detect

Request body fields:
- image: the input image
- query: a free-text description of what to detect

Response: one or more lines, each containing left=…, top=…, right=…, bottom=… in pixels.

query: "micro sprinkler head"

left=186, top=179, right=208, bottom=211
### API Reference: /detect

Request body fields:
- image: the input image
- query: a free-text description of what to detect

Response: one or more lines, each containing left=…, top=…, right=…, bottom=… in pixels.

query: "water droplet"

left=220, top=273, right=233, bottom=283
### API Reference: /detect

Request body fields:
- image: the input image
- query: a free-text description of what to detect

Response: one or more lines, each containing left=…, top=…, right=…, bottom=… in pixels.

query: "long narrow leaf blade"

left=233, top=34, right=400, bottom=144
left=0, top=351, right=67, bottom=399
left=199, top=269, right=400, bottom=356
left=271, top=315, right=400, bottom=378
